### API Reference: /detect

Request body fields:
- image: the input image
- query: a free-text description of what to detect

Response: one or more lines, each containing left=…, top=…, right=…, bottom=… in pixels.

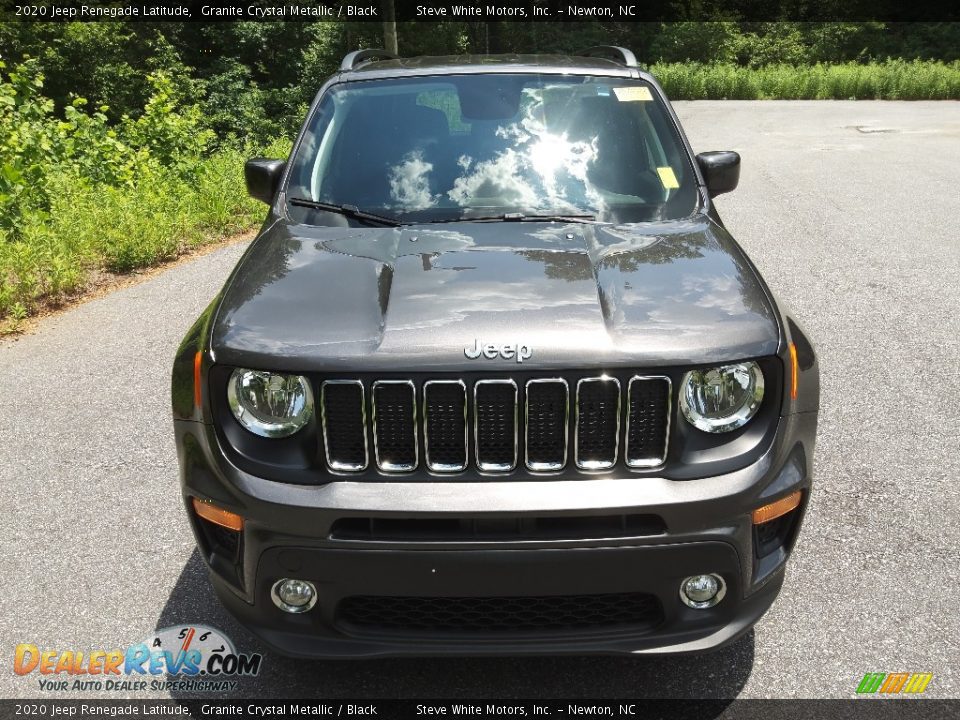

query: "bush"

left=0, top=59, right=288, bottom=327
left=652, top=60, right=960, bottom=100
left=0, top=59, right=59, bottom=238
left=650, top=22, right=742, bottom=64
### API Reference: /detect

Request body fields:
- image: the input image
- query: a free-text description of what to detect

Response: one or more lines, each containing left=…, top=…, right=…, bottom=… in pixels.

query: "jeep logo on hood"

left=464, top=339, right=532, bottom=363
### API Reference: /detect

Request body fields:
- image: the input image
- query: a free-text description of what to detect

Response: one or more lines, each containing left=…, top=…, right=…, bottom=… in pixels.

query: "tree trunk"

left=382, top=0, right=398, bottom=55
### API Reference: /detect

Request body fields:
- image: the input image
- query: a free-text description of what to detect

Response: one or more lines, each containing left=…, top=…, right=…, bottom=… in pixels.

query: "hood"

left=211, top=215, right=780, bottom=372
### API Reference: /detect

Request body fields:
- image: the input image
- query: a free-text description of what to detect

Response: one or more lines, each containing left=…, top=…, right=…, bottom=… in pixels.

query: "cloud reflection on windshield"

left=387, top=88, right=604, bottom=214
left=388, top=151, right=437, bottom=210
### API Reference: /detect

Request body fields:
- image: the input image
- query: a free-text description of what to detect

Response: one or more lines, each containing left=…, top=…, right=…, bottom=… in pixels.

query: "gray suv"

left=172, top=47, right=819, bottom=657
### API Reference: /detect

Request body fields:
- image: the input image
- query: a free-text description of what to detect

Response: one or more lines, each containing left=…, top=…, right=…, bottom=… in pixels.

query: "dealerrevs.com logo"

left=13, top=625, right=262, bottom=693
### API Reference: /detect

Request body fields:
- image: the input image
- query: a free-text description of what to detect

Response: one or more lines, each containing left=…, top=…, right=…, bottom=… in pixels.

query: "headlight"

left=227, top=369, right=314, bottom=438
left=680, top=362, right=764, bottom=433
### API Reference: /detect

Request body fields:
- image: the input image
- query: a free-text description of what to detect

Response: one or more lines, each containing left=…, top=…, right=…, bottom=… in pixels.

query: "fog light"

left=271, top=578, right=318, bottom=613
left=679, top=574, right=726, bottom=609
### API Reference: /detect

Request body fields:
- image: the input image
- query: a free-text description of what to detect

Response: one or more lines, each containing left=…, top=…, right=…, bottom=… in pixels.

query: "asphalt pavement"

left=1, top=101, right=958, bottom=700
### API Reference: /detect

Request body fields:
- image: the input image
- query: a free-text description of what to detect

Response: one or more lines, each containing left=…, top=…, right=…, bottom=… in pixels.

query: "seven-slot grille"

left=319, top=375, right=670, bottom=474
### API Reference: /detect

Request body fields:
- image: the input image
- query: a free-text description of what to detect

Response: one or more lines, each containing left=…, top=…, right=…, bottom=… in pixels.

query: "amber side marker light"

left=193, top=351, right=203, bottom=408
left=752, top=491, right=802, bottom=525
left=192, top=498, right=244, bottom=531
left=789, top=342, right=799, bottom=400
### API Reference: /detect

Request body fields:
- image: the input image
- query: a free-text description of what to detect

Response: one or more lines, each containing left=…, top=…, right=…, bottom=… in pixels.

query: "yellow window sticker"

left=657, top=166, right=680, bottom=189
left=613, top=86, right=653, bottom=102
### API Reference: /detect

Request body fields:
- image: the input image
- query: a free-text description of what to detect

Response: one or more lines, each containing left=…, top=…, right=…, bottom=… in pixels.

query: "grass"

left=652, top=60, right=960, bottom=100
left=0, top=139, right=290, bottom=332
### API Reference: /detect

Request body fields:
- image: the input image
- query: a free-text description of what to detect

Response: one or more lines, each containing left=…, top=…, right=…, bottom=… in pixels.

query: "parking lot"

left=1, top=101, right=957, bottom=699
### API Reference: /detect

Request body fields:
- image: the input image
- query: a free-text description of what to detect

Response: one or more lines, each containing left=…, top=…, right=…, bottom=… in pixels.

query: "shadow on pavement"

left=158, top=549, right=753, bottom=701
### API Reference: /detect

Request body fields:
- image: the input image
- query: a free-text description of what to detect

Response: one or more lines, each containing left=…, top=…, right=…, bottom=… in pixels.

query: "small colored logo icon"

left=856, top=672, right=933, bottom=695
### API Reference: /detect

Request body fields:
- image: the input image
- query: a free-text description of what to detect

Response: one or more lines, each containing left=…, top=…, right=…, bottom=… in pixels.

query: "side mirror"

left=244, top=158, right=286, bottom=204
left=696, top=151, right=740, bottom=197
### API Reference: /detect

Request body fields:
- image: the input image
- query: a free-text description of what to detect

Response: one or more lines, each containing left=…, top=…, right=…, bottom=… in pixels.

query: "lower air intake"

left=337, top=592, right=663, bottom=636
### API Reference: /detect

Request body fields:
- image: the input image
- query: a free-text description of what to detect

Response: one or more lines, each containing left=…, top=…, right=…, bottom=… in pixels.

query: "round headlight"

left=227, top=369, right=314, bottom=438
left=680, top=362, right=764, bottom=433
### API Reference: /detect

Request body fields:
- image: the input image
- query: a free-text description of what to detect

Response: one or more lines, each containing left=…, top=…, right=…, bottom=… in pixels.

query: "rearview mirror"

left=696, top=151, right=740, bottom=197
left=244, top=158, right=286, bottom=204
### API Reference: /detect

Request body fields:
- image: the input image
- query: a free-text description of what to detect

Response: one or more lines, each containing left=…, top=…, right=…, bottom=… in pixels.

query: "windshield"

left=286, top=73, right=699, bottom=224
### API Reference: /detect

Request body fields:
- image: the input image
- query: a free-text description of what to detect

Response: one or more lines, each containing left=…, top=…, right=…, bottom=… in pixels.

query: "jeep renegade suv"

left=172, top=48, right=819, bottom=657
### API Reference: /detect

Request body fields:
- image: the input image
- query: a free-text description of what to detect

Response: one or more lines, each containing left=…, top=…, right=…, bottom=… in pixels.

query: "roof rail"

left=340, top=49, right=398, bottom=72
left=578, top=46, right=640, bottom=68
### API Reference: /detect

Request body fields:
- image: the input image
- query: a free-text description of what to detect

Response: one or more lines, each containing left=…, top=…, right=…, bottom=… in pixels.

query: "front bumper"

left=175, top=411, right=816, bottom=658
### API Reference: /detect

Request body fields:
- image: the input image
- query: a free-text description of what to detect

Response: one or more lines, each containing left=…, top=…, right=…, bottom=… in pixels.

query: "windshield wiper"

left=507, top=213, right=599, bottom=224
left=423, top=212, right=599, bottom=225
left=288, top=198, right=403, bottom=227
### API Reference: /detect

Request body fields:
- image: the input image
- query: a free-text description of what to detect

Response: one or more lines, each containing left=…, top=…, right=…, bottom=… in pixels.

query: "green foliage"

left=650, top=22, right=742, bottom=64
left=200, top=60, right=278, bottom=145
left=0, top=148, right=266, bottom=320
left=0, top=59, right=214, bottom=239
left=121, top=71, right=214, bottom=175
left=0, top=59, right=58, bottom=238
left=0, top=58, right=290, bottom=323
left=652, top=60, right=960, bottom=100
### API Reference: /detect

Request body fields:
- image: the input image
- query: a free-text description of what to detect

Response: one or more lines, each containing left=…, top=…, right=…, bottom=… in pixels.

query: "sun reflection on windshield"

left=289, top=74, right=697, bottom=223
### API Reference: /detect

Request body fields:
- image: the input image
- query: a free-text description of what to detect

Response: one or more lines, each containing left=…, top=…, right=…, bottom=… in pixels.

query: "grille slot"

left=372, top=381, right=418, bottom=472
left=625, top=376, right=672, bottom=467
left=423, top=380, right=468, bottom=472
left=525, top=379, right=569, bottom=471
left=575, top=377, right=621, bottom=470
left=337, top=592, right=663, bottom=636
left=474, top=380, right=518, bottom=471
left=321, top=380, right=368, bottom=471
